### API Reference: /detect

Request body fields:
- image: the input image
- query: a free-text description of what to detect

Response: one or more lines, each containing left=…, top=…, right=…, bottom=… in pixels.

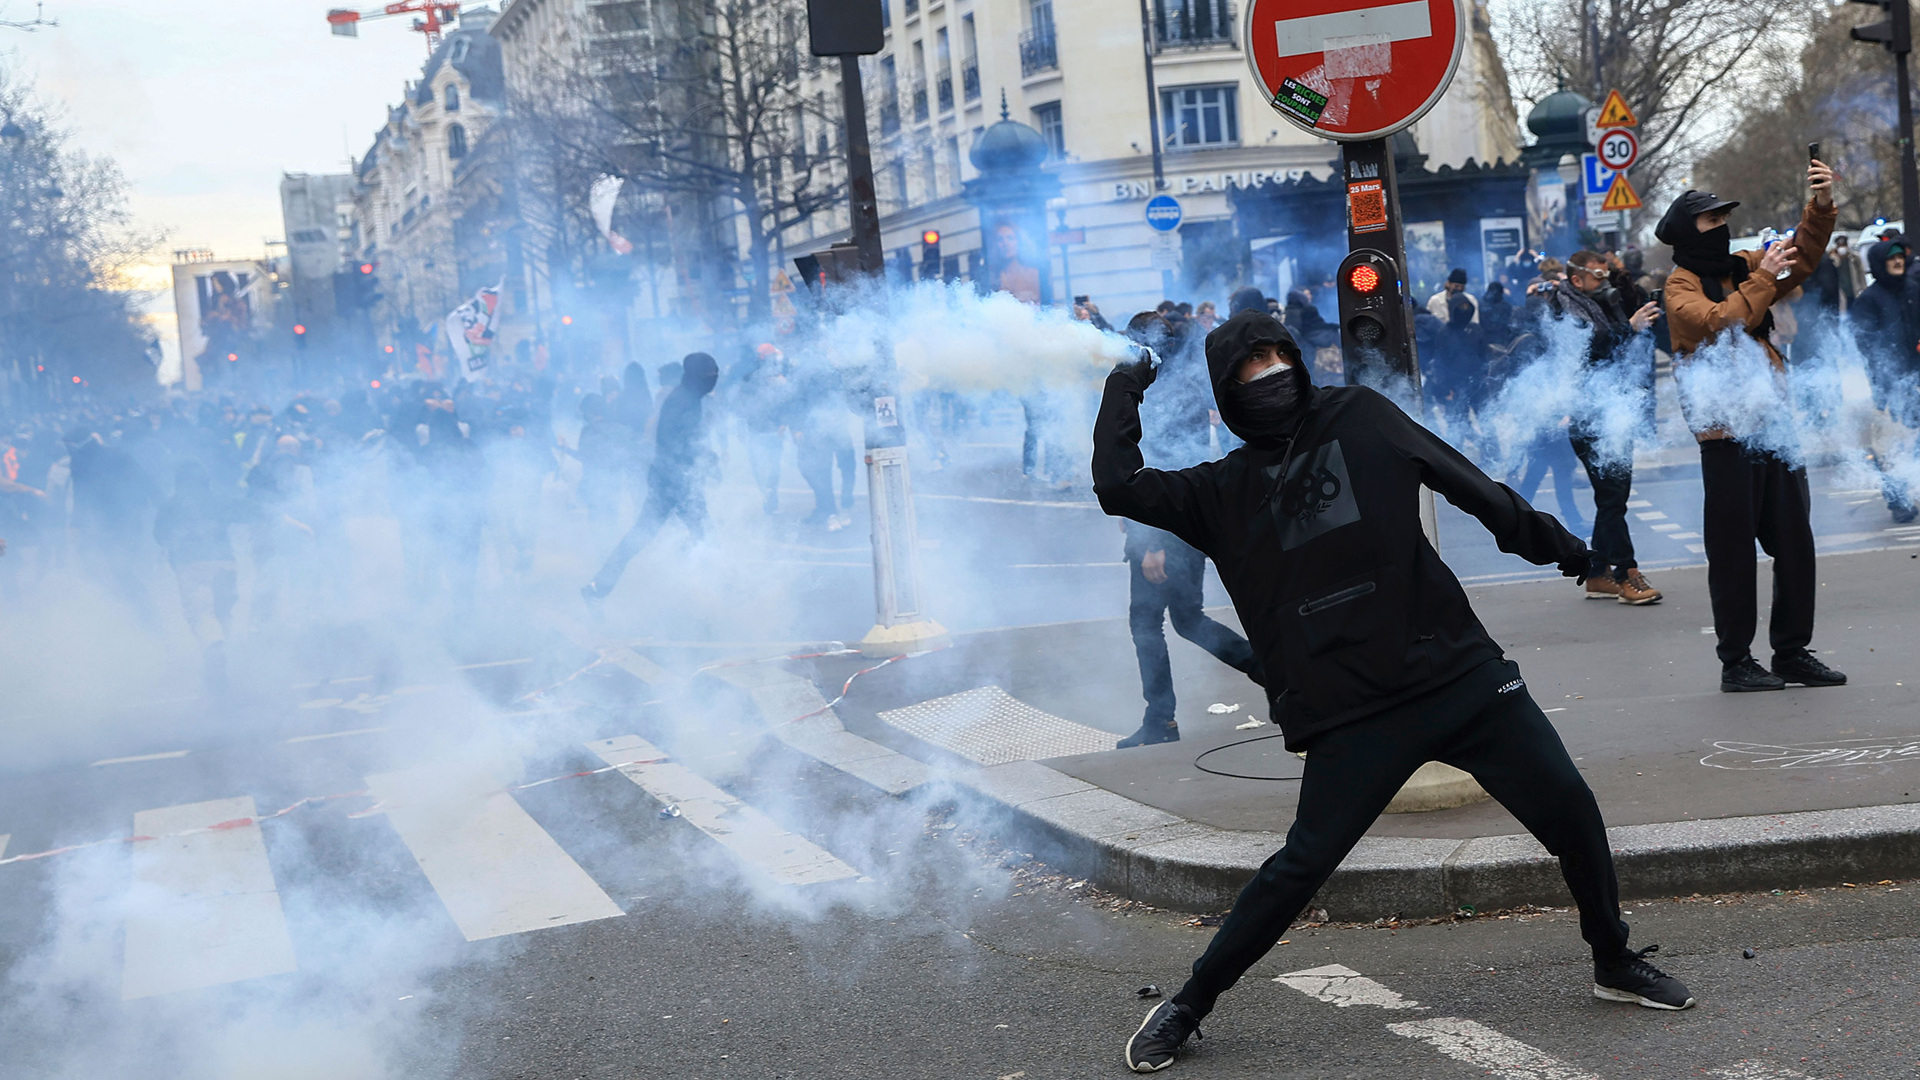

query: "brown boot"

left=1616, top=568, right=1663, bottom=605
left=1585, top=572, right=1622, bottom=600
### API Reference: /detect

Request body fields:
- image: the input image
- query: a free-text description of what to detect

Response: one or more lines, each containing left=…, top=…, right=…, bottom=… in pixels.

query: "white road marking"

left=1651, top=522, right=1680, bottom=532
left=1388, top=1016, right=1602, bottom=1079
left=1625, top=500, right=1653, bottom=508
left=285, top=726, right=387, bottom=744
left=1671, top=531, right=1701, bottom=539
left=1274, top=963, right=1422, bottom=1009
left=120, top=796, right=298, bottom=1000
left=364, top=766, right=624, bottom=941
left=92, top=750, right=190, bottom=767
left=1635, top=511, right=1670, bottom=521
left=586, top=735, right=862, bottom=887
left=1708, top=1062, right=1810, bottom=1079
left=1686, top=543, right=1708, bottom=553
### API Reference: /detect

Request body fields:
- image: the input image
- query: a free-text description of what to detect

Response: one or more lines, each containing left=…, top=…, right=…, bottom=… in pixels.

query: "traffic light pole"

left=1337, top=135, right=1438, bottom=548
left=836, top=54, right=948, bottom=656
left=1853, top=0, right=1920, bottom=229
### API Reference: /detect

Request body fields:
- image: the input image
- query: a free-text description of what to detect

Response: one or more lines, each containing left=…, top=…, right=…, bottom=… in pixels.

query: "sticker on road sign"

left=1597, top=128, right=1638, bottom=171
left=1274, top=78, right=1330, bottom=126
left=1601, top=173, right=1642, bottom=212
left=1348, top=179, right=1389, bottom=233
left=1596, top=89, right=1638, bottom=128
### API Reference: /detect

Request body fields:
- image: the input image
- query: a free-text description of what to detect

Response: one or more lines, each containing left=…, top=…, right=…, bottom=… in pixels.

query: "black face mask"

left=1226, top=363, right=1302, bottom=444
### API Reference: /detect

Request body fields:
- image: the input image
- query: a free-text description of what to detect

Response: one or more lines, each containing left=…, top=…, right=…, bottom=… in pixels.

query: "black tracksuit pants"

left=1699, top=440, right=1817, bottom=666
left=1173, top=659, right=1630, bottom=1018
left=1570, top=426, right=1636, bottom=579
left=1128, top=543, right=1258, bottom=727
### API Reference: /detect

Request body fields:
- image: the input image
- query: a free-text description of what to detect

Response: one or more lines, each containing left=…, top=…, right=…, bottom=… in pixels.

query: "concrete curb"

left=696, top=664, right=1920, bottom=918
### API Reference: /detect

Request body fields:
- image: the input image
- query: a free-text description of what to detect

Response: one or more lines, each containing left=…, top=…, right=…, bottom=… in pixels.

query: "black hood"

left=681, top=352, right=720, bottom=395
left=1867, top=239, right=1909, bottom=282
left=1203, top=309, right=1307, bottom=441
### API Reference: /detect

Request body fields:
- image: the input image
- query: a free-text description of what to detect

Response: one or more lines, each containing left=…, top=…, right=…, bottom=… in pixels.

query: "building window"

left=450, top=38, right=470, bottom=64
left=961, top=15, right=981, bottom=101
left=448, top=123, right=469, bottom=159
left=880, top=0, right=890, bottom=29
left=1160, top=85, right=1238, bottom=148
left=1033, top=102, right=1064, bottom=161
left=1020, top=1, right=1058, bottom=76
left=1153, top=0, right=1235, bottom=51
left=445, top=83, right=460, bottom=111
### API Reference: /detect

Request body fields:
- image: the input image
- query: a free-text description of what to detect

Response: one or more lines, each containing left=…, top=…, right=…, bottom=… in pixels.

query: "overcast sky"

left=6, top=0, right=445, bottom=282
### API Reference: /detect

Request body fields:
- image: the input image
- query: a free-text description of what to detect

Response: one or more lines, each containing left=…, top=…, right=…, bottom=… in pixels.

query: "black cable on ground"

left=1192, top=730, right=1305, bottom=781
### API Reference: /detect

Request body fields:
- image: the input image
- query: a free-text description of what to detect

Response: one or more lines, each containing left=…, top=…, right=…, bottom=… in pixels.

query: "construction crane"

left=326, top=2, right=463, bottom=53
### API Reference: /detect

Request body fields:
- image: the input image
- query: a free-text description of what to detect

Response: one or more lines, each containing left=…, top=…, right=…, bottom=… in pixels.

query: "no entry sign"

left=1245, top=0, right=1467, bottom=142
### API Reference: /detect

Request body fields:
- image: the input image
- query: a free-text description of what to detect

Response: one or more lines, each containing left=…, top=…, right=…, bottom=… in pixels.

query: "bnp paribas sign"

left=1108, top=168, right=1316, bottom=200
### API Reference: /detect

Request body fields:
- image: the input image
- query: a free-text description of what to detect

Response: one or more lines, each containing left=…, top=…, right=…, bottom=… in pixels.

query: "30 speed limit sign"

left=1597, top=127, right=1638, bottom=171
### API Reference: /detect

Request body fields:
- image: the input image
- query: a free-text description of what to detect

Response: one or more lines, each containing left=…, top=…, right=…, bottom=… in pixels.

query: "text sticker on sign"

left=1348, top=179, right=1389, bottom=233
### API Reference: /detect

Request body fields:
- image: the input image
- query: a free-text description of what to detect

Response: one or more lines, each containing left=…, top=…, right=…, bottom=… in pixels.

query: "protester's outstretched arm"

left=1375, top=392, right=1587, bottom=572
left=1092, top=361, right=1213, bottom=551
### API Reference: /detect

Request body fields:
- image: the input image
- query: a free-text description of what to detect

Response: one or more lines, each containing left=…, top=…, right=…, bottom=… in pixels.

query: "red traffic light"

left=384, top=345, right=395, bottom=353
left=227, top=352, right=239, bottom=362
left=293, top=324, right=307, bottom=335
left=359, top=263, right=375, bottom=274
left=371, top=379, right=382, bottom=388
left=1348, top=264, right=1382, bottom=293
left=560, top=315, right=574, bottom=325
left=921, top=229, right=941, bottom=246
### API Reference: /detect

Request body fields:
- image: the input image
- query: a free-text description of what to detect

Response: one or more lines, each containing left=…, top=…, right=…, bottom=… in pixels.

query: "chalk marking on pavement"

left=1635, top=511, right=1669, bottom=521
left=285, top=727, right=387, bottom=744
left=1685, top=544, right=1707, bottom=553
left=586, top=735, right=863, bottom=886
left=1707, top=1062, right=1809, bottom=1079
left=120, top=796, right=299, bottom=1000
left=364, top=766, right=624, bottom=941
left=1274, top=964, right=1423, bottom=1009
left=1650, top=522, right=1680, bottom=532
left=1700, top=737, right=1920, bottom=770
left=1670, top=531, right=1701, bottom=539
left=1625, top=500, right=1653, bottom=508
left=92, top=750, right=189, bottom=767
left=1387, top=1016, right=1602, bottom=1080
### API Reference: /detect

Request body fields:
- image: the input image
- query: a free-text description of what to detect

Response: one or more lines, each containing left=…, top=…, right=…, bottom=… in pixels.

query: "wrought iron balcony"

left=910, top=79, right=929, bottom=122
left=1019, top=25, right=1058, bottom=76
left=1153, top=0, right=1236, bottom=51
left=961, top=57, right=980, bottom=100
left=937, top=73, right=954, bottom=112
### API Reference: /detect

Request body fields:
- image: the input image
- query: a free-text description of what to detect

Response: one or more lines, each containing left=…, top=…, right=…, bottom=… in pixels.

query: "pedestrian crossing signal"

left=1601, top=173, right=1642, bottom=212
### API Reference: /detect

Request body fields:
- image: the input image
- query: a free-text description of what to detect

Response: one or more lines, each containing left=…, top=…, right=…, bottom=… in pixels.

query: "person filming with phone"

left=1657, top=156, right=1844, bottom=693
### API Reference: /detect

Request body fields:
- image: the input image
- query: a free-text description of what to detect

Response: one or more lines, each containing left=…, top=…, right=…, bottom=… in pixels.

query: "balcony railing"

left=878, top=93, right=900, bottom=135
left=1019, top=26, right=1058, bottom=76
left=910, top=78, right=929, bottom=122
left=1153, top=0, right=1236, bottom=51
left=961, top=57, right=980, bottom=100
left=937, top=73, right=954, bottom=112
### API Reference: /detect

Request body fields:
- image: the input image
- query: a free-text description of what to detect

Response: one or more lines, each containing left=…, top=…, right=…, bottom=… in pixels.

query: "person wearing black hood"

left=1112, top=311, right=1261, bottom=748
left=1097, top=310, right=1694, bottom=1072
left=1849, top=237, right=1920, bottom=523
left=1657, top=161, right=1845, bottom=693
left=583, top=352, right=721, bottom=601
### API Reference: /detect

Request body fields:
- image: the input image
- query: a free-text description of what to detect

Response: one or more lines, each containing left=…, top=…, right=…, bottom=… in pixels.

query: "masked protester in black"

left=1849, top=239, right=1920, bottom=522
left=1096, top=310, right=1695, bottom=1073
left=1114, top=312, right=1261, bottom=748
left=583, top=352, right=720, bottom=601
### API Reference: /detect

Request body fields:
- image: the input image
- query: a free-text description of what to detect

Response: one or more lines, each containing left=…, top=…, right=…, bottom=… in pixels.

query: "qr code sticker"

left=1348, top=183, right=1387, bottom=232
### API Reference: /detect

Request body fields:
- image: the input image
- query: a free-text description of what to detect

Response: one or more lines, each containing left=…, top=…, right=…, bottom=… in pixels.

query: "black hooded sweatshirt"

left=1850, top=240, right=1920, bottom=413
left=1093, top=310, right=1586, bottom=748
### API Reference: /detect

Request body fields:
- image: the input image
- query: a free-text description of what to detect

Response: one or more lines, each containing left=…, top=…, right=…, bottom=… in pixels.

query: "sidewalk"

left=750, top=543, right=1920, bottom=917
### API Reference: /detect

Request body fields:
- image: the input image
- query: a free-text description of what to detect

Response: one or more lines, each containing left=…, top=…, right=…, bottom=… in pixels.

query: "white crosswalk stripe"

left=1275, top=963, right=1423, bottom=1009
left=587, top=735, right=862, bottom=886
left=1387, top=1016, right=1603, bottom=1080
left=120, top=797, right=298, bottom=1000
left=365, top=766, right=625, bottom=941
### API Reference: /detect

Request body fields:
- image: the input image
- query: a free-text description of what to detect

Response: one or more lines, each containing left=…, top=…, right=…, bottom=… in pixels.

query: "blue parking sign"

left=1582, top=154, right=1616, bottom=197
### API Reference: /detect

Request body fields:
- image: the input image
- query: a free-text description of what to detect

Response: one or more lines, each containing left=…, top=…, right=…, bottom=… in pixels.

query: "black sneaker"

left=1594, top=944, right=1696, bottom=1010
left=1125, top=1000, right=1201, bottom=1072
left=1117, top=721, right=1179, bottom=749
left=1772, top=648, right=1847, bottom=687
left=1720, top=657, right=1785, bottom=693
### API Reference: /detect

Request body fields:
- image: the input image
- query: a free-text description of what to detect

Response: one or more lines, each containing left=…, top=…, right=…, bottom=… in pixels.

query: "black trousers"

left=590, top=473, right=707, bottom=594
left=1699, top=440, right=1816, bottom=666
left=1570, top=426, right=1636, bottom=578
left=1172, top=660, right=1630, bottom=1019
left=1128, top=543, right=1257, bottom=726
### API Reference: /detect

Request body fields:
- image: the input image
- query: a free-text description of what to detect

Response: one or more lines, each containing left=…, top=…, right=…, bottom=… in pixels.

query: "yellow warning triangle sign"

left=1602, top=173, right=1642, bottom=212
left=1597, top=89, right=1638, bottom=128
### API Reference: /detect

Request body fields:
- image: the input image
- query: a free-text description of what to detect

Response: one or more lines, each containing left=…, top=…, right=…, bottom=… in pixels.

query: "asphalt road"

left=1, top=644, right=1915, bottom=1079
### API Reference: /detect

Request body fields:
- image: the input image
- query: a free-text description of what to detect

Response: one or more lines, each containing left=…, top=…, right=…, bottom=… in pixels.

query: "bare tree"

left=511, top=0, right=844, bottom=329
left=0, top=2, right=55, bottom=31
left=0, top=65, right=159, bottom=401
left=1697, top=2, right=1914, bottom=231
left=1493, top=0, right=1802, bottom=201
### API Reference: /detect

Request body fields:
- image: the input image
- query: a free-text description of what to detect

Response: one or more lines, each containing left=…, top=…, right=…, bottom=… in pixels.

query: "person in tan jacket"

left=1656, top=161, right=1848, bottom=693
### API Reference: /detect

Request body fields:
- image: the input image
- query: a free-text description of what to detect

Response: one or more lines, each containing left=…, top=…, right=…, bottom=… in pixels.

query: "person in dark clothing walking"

left=1480, top=281, right=1516, bottom=349
left=154, top=460, right=254, bottom=689
left=1848, top=238, right=1920, bottom=522
left=1113, top=312, right=1261, bottom=748
left=1544, top=250, right=1663, bottom=604
left=583, top=352, right=720, bottom=601
left=1096, top=310, right=1694, bottom=1072
left=1661, top=162, right=1848, bottom=693
left=64, top=427, right=157, bottom=622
